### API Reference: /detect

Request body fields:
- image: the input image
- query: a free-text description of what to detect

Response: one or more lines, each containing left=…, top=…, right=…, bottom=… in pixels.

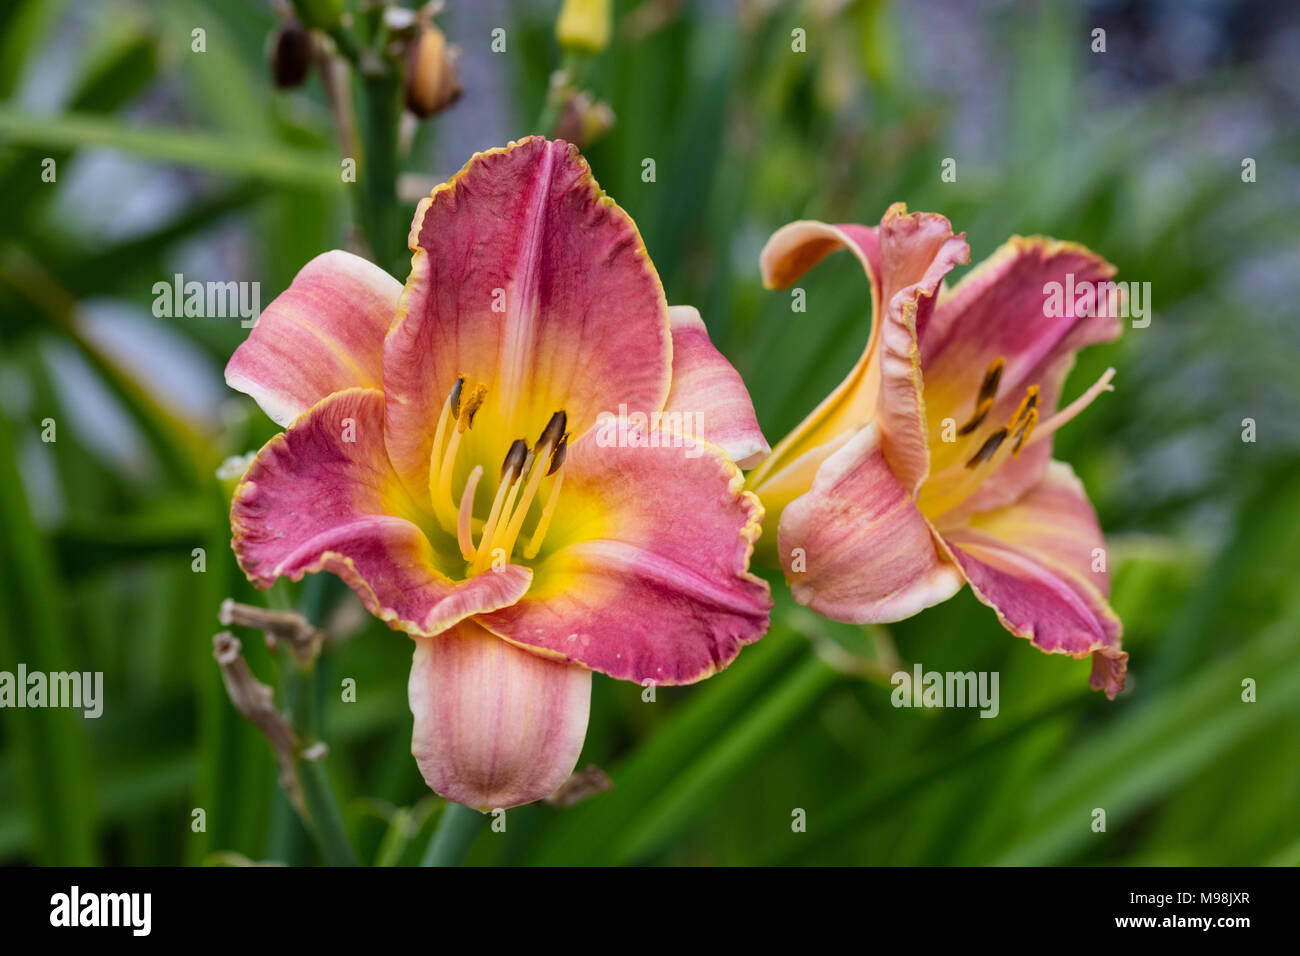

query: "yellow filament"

left=498, top=445, right=553, bottom=562
left=427, top=388, right=458, bottom=528
left=472, top=471, right=515, bottom=572
left=491, top=469, right=527, bottom=551
left=523, top=470, right=566, bottom=559
left=456, top=465, right=483, bottom=560
left=430, top=428, right=464, bottom=531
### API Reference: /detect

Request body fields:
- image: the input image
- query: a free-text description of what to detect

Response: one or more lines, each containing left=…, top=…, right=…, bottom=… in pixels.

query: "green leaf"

left=0, top=108, right=342, bottom=189
left=0, top=411, right=98, bottom=864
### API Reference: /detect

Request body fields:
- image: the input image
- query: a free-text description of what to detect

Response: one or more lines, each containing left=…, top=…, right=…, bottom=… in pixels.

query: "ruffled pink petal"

left=777, top=423, right=963, bottom=624
left=225, top=250, right=400, bottom=426
left=920, top=238, right=1122, bottom=516
left=871, top=206, right=970, bottom=493
left=477, top=431, right=772, bottom=685
left=231, top=388, right=531, bottom=635
left=941, top=461, right=1125, bottom=697
left=409, top=622, right=590, bottom=810
left=663, top=305, right=769, bottom=468
left=384, top=136, right=672, bottom=498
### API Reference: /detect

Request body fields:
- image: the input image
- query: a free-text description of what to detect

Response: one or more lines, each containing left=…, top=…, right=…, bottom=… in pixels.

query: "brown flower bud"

left=268, top=18, right=313, bottom=90
left=404, top=25, right=462, bottom=119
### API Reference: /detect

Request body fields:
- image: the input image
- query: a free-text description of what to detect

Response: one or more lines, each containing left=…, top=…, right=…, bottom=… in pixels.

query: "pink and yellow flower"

left=746, top=204, right=1127, bottom=698
left=226, top=137, right=772, bottom=809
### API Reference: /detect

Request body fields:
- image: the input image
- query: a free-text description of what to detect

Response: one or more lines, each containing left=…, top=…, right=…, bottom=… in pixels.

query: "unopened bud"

left=556, top=0, right=611, bottom=55
left=405, top=26, right=462, bottom=119
left=554, top=91, right=615, bottom=148
left=269, top=18, right=313, bottom=89
left=216, top=452, right=256, bottom=499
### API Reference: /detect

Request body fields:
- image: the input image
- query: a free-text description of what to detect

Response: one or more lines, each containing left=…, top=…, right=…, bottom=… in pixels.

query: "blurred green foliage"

left=0, top=0, right=1297, bottom=865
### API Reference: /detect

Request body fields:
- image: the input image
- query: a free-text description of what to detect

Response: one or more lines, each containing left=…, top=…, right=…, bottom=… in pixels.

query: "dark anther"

left=448, top=376, right=465, bottom=419
left=965, top=427, right=1007, bottom=468
left=547, top=434, right=570, bottom=476
left=538, top=410, right=567, bottom=450
left=502, top=439, right=529, bottom=482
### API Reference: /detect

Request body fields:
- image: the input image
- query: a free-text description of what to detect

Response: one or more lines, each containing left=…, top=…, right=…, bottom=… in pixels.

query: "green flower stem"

left=261, top=574, right=357, bottom=865
left=420, top=802, right=484, bottom=866
left=296, top=743, right=359, bottom=866
left=357, top=72, right=406, bottom=277
left=295, top=575, right=358, bottom=865
left=325, top=24, right=362, bottom=66
left=535, top=50, right=587, bottom=137
left=372, top=807, right=413, bottom=867
left=288, top=650, right=358, bottom=866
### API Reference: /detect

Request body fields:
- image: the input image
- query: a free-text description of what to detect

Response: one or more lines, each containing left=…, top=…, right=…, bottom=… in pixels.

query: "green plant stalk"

left=535, top=50, right=587, bottom=137
left=287, top=653, right=358, bottom=866
left=420, top=802, right=484, bottom=866
left=297, top=747, right=358, bottom=866
left=372, top=807, right=412, bottom=867
left=281, top=574, right=358, bottom=865
left=357, top=73, right=406, bottom=277
left=265, top=589, right=312, bottom=864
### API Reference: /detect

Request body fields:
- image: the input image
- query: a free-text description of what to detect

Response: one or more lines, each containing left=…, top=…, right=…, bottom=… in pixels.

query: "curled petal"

left=226, top=250, right=400, bottom=426
left=941, top=462, right=1124, bottom=696
left=1090, top=646, right=1129, bottom=700
left=409, top=622, right=591, bottom=810
left=777, top=423, right=963, bottom=624
left=232, top=388, right=531, bottom=635
left=871, top=205, right=970, bottom=493
left=384, top=136, right=672, bottom=498
left=760, top=219, right=882, bottom=293
left=748, top=208, right=968, bottom=498
left=478, top=432, right=772, bottom=685
left=749, top=221, right=883, bottom=492
left=663, top=305, right=769, bottom=468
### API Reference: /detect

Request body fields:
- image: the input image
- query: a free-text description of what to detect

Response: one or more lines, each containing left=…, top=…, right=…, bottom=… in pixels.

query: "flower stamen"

left=427, top=377, right=464, bottom=529
left=958, top=357, right=1004, bottom=436
left=498, top=414, right=567, bottom=561
left=431, top=381, right=487, bottom=531
left=965, top=427, right=1008, bottom=468
left=1011, top=407, right=1038, bottom=457
left=523, top=434, right=568, bottom=559
left=471, top=439, right=528, bottom=569
left=964, top=382, right=1038, bottom=469
left=456, top=464, right=483, bottom=560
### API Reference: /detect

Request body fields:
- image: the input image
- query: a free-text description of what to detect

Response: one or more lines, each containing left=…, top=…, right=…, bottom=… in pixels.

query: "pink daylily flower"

left=746, top=203, right=1127, bottom=698
left=226, top=137, right=772, bottom=809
